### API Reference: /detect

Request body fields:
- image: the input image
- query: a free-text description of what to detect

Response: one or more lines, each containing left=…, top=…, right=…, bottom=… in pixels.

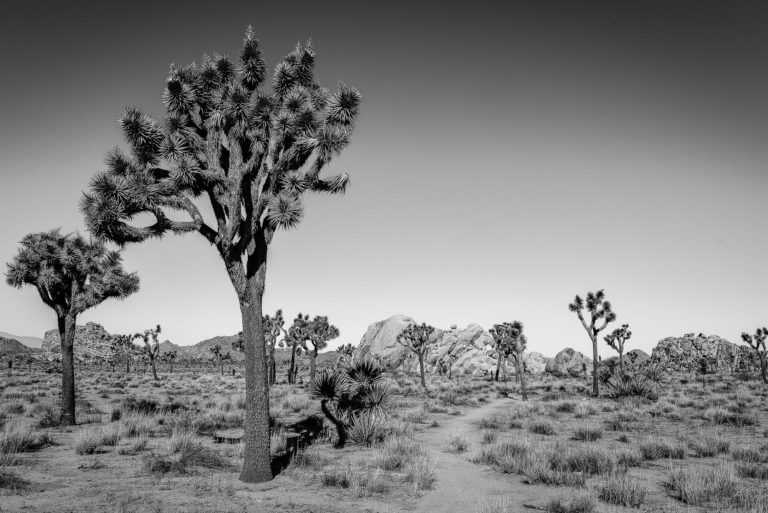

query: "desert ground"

left=1, top=357, right=767, bottom=513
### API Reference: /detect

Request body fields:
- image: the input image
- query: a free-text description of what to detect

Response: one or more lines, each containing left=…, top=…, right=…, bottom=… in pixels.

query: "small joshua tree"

left=283, top=313, right=310, bottom=384
left=162, top=349, right=178, bottom=374
left=569, top=289, right=616, bottom=397
left=604, top=324, right=632, bottom=371
left=5, top=230, right=139, bottom=424
left=396, top=322, right=435, bottom=389
left=263, top=310, right=285, bottom=386
left=209, top=344, right=226, bottom=375
left=302, top=315, right=339, bottom=380
left=741, top=328, right=767, bottom=384
left=112, top=334, right=139, bottom=373
left=133, top=325, right=162, bottom=380
left=309, top=357, right=391, bottom=448
left=336, top=343, right=355, bottom=356
left=490, top=322, right=527, bottom=400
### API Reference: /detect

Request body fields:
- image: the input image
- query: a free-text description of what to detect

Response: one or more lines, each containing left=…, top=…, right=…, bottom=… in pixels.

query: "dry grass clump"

left=320, top=465, right=390, bottom=497
left=73, top=425, right=122, bottom=455
left=374, top=435, right=424, bottom=471
left=638, top=437, right=687, bottom=460
left=448, top=433, right=470, bottom=453
left=403, top=454, right=437, bottom=492
left=474, top=495, right=516, bottom=513
left=118, top=413, right=156, bottom=438
left=544, top=493, right=597, bottom=513
left=595, top=473, right=647, bottom=508
left=347, top=411, right=388, bottom=446
left=0, top=421, right=52, bottom=454
left=736, top=462, right=768, bottom=480
left=664, top=463, right=738, bottom=506
left=732, top=446, right=765, bottom=463
left=142, top=440, right=230, bottom=474
left=0, top=464, right=29, bottom=491
left=572, top=426, right=602, bottom=442
left=528, top=421, right=556, bottom=436
left=687, top=430, right=730, bottom=457
left=702, top=406, right=759, bottom=427
left=118, top=436, right=150, bottom=456
left=548, top=444, right=616, bottom=476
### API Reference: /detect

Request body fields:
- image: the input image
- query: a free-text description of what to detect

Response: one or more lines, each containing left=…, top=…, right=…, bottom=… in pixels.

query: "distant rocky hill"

left=0, top=331, right=43, bottom=349
left=0, top=336, right=38, bottom=357
left=42, top=323, right=115, bottom=362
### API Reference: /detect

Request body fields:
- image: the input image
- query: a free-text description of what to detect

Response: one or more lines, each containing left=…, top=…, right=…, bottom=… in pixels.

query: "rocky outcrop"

left=42, top=322, right=115, bottom=362
left=355, top=315, right=546, bottom=377
left=544, top=348, right=592, bottom=377
left=651, top=333, right=759, bottom=373
left=0, top=336, right=37, bottom=356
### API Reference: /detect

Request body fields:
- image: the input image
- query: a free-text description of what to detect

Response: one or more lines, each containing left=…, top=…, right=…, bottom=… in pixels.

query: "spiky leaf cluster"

left=303, top=315, right=339, bottom=354
left=604, top=324, right=631, bottom=354
left=81, top=28, right=361, bottom=295
left=396, top=322, right=435, bottom=355
left=490, top=321, right=526, bottom=360
left=741, top=328, right=767, bottom=353
left=569, top=289, right=617, bottom=336
left=133, top=324, right=162, bottom=359
left=5, top=229, right=139, bottom=317
left=309, top=356, right=391, bottom=423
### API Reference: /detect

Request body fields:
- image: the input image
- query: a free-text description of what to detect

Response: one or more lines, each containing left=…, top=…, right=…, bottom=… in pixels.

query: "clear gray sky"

left=1, top=1, right=766, bottom=355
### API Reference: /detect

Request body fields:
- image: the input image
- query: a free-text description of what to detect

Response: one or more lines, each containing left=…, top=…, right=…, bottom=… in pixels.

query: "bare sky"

left=1, top=1, right=766, bottom=356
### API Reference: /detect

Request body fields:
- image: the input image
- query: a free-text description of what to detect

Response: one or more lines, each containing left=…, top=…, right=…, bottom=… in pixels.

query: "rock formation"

left=651, top=333, right=759, bottom=373
left=42, top=322, right=116, bottom=362
left=355, top=315, right=546, bottom=377
left=544, top=348, right=592, bottom=377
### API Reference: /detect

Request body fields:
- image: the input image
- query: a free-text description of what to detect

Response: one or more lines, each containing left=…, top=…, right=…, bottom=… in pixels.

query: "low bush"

left=596, top=473, right=647, bottom=508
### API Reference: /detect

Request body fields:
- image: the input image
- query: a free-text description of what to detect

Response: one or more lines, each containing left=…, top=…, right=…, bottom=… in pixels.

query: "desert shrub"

left=403, top=454, right=436, bottom=491
left=731, top=446, right=764, bottom=463
left=702, top=407, right=759, bottom=427
left=448, top=433, right=469, bottom=453
left=549, top=445, right=615, bottom=476
left=555, top=401, right=577, bottom=413
left=119, top=413, right=155, bottom=438
left=73, top=425, right=121, bottom=455
left=0, top=422, right=51, bottom=454
left=736, top=462, right=768, bottom=480
left=2, top=401, right=25, bottom=415
left=596, top=473, right=647, bottom=508
left=33, top=402, right=60, bottom=428
left=605, top=373, right=659, bottom=401
left=481, top=429, right=498, bottom=445
left=544, top=493, right=597, bottom=513
left=665, top=463, right=738, bottom=506
left=0, top=466, right=28, bottom=491
left=638, top=438, right=686, bottom=460
left=121, top=396, right=159, bottom=415
left=118, top=436, right=149, bottom=455
left=572, top=427, right=602, bottom=441
left=478, top=415, right=503, bottom=430
left=374, top=436, right=424, bottom=471
left=529, top=421, right=556, bottom=436
left=687, top=432, right=730, bottom=457
left=142, top=443, right=229, bottom=474
left=347, top=411, right=388, bottom=446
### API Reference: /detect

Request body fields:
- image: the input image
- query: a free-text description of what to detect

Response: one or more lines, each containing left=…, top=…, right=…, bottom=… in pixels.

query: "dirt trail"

left=413, top=397, right=544, bottom=513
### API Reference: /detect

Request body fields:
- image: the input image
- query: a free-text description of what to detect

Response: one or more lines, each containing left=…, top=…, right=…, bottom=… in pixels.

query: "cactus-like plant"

left=741, top=327, right=767, bottom=384
left=396, top=322, right=435, bottom=389
left=129, top=325, right=162, bottom=381
left=309, top=357, right=391, bottom=448
left=161, top=350, right=178, bottom=374
left=569, top=289, right=617, bottom=397
left=604, top=324, right=632, bottom=371
left=490, top=321, right=528, bottom=400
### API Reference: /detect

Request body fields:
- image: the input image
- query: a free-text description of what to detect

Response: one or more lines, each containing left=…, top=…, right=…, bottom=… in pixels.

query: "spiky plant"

left=80, top=28, right=360, bottom=482
left=263, top=309, right=285, bottom=385
left=283, top=313, right=310, bottom=384
left=490, top=321, right=528, bottom=400
left=309, top=357, right=391, bottom=448
left=161, top=349, right=178, bottom=374
left=111, top=333, right=140, bottom=373
left=302, top=315, right=339, bottom=380
left=209, top=344, right=227, bottom=375
left=5, top=229, right=139, bottom=424
left=604, top=323, right=632, bottom=372
left=396, top=322, right=435, bottom=390
left=569, top=289, right=617, bottom=397
left=129, top=325, right=162, bottom=380
left=741, top=328, right=767, bottom=384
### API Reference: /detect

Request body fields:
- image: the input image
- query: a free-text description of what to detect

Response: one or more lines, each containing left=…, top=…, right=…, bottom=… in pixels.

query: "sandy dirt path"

left=412, top=397, right=546, bottom=513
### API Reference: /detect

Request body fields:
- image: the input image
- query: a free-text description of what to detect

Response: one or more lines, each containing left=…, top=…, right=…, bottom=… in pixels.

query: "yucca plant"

left=5, top=230, right=139, bottom=424
left=309, top=357, right=391, bottom=448
left=569, top=290, right=617, bottom=397
left=741, top=328, right=767, bottom=384
left=80, top=28, right=360, bottom=482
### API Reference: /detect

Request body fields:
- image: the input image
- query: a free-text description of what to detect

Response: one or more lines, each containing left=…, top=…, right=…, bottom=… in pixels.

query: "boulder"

left=42, top=322, right=116, bottom=362
left=545, top=348, right=591, bottom=377
left=651, top=333, right=759, bottom=373
left=355, top=316, right=546, bottom=378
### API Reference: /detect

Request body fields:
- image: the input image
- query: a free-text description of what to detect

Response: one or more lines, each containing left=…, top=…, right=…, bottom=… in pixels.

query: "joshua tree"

left=741, top=327, right=767, bottom=384
left=569, top=289, right=616, bottom=397
left=209, top=344, right=227, bottom=375
left=112, top=334, right=139, bottom=373
left=301, top=315, right=339, bottom=380
left=336, top=343, right=355, bottom=356
left=604, top=324, right=632, bottom=371
left=490, top=321, right=528, bottom=400
left=396, top=322, right=435, bottom=389
left=284, top=313, right=310, bottom=384
left=80, top=29, right=360, bottom=482
left=162, top=349, right=178, bottom=373
left=131, top=325, right=162, bottom=380
left=309, top=357, right=391, bottom=448
left=5, top=229, right=139, bottom=424
left=263, top=309, right=285, bottom=386
left=489, top=325, right=511, bottom=382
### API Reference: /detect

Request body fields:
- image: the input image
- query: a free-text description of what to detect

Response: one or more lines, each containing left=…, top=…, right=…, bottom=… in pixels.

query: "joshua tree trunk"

left=618, top=349, right=624, bottom=372
left=495, top=353, right=502, bottom=382
left=267, top=348, right=276, bottom=385
left=759, top=354, right=767, bottom=384
left=149, top=357, right=159, bottom=381
left=288, top=344, right=297, bottom=384
left=590, top=334, right=599, bottom=397
left=237, top=250, right=272, bottom=483
left=515, top=354, right=528, bottom=401
left=309, top=350, right=317, bottom=381
left=57, top=313, right=77, bottom=425
left=418, top=352, right=426, bottom=389
left=320, top=399, right=347, bottom=448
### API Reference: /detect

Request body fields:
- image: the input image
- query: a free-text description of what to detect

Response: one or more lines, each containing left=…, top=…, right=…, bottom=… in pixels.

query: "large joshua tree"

left=490, top=321, right=528, bottom=399
left=569, top=290, right=616, bottom=397
left=604, top=323, right=631, bottom=372
left=5, top=229, right=139, bottom=424
left=396, top=322, right=435, bottom=389
left=80, top=29, right=361, bottom=482
left=741, top=327, right=767, bottom=384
